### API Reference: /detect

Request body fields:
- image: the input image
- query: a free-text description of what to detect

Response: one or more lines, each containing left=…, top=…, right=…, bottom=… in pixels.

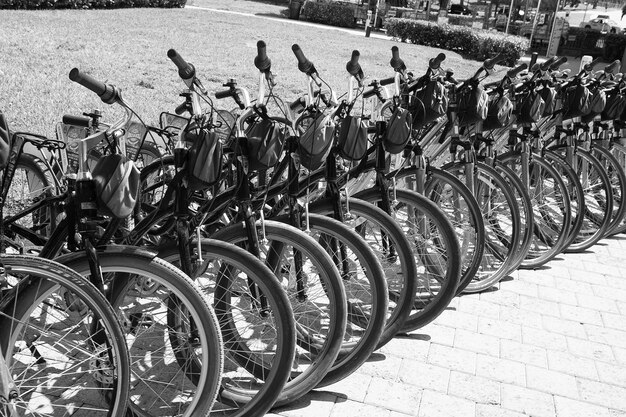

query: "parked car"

left=579, top=16, right=622, bottom=33
left=449, top=4, right=472, bottom=15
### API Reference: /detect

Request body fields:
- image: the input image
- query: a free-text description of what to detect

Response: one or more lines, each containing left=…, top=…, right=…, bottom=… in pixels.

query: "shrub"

left=386, top=17, right=529, bottom=66
left=300, top=0, right=356, bottom=29
left=0, top=0, right=185, bottom=9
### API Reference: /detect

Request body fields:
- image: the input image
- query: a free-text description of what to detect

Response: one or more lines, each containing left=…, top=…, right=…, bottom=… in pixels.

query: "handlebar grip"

left=69, top=68, right=107, bottom=97
left=363, top=87, right=377, bottom=99
left=62, top=114, right=92, bottom=128
left=604, top=59, right=620, bottom=74
left=549, top=56, right=568, bottom=71
left=380, top=76, right=395, bottom=86
left=346, top=50, right=362, bottom=77
left=390, top=46, right=406, bottom=71
left=429, top=53, right=446, bottom=70
left=484, top=53, right=505, bottom=70
left=174, top=102, right=188, bottom=115
left=507, top=63, right=528, bottom=78
left=69, top=68, right=119, bottom=104
left=254, top=40, right=272, bottom=73
left=540, top=56, right=558, bottom=71
left=167, top=49, right=195, bottom=80
left=215, top=89, right=232, bottom=100
left=289, top=97, right=305, bottom=111
left=584, top=56, right=601, bottom=72
left=292, top=44, right=315, bottom=74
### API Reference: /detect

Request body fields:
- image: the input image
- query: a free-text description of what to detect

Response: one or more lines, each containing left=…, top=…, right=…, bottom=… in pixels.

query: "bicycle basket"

left=582, top=87, right=606, bottom=122
left=384, top=106, right=412, bottom=154
left=244, top=117, right=286, bottom=171
left=298, top=113, right=335, bottom=170
left=457, top=83, right=489, bottom=127
left=91, top=153, right=140, bottom=219
left=186, top=128, right=223, bottom=190
left=482, top=94, right=513, bottom=131
left=337, top=115, right=369, bottom=161
left=516, top=90, right=546, bottom=124
left=602, top=90, right=626, bottom=120
left=414, top=79, right=449, bottom=125
left=561, top=84, right=591, bottom=119
left=539, top=86, right=557, bottom=117
left=0, top=111, right=11, bottom=170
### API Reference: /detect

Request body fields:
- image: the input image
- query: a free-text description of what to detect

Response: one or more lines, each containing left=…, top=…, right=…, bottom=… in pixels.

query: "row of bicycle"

left=1, top=40, right=626, bottom=417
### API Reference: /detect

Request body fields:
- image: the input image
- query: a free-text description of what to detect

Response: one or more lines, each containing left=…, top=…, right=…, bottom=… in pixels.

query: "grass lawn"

left=0, top=7, right=493, bottom=138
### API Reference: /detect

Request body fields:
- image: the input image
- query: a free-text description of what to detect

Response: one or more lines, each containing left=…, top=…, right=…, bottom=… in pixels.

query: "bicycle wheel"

left=0, top=255, right=130, bottom=417
left=592, top=145, right=626, bottom=236
left=308, top=197, right=417, bottom=349
left=390, top=166, right=485, bottom=294
left=210, top=220, right=347, bottom=408
left=274, top=213, right=387, bottom=387
left=498, top=152, right=571, bottom=267
left=541, top=149, right=585, bottom=251
left=547, top=146, right=611, bottom=252
left=3, top=153, right=58, bottom=250
left=444, top=161, right=521, bottom=289
left=609, top=141, right=626, bottom=235
left=158, top=238, right=297, bottom=417
left=352, top=188, right=461, bottom=331
left=54, top=248, right=224, bottom=417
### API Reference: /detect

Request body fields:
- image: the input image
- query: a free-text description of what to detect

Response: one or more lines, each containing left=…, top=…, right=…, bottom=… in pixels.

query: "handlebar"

left=346, top=50, right=363, bottom=79
left=215, top=89, right=232, bottom=100
left=62, top=114, right=92, bottom=128
left=167, top=49, right=196, bottom=81
left=380, top=76, right=395, bottom=86
left=539, top=56, right=558, bottom=71
left=254, top=40, right=271, bottom=73
left=390, top=46, right=406, bottom=72
left=69, top=68, right=120, bottom=104
left=484, top=53, right=505, bottom=70
left=292, top=44, right=316, bottom=75
left=548, top=56, right=568, bottom=71
left=429, top=53, right=446, bottom=70
left=506, top=63, right=528, bottom=78
left=584, top=56, right=602, bottom=72
left=604, top=59, right=620, bottom=74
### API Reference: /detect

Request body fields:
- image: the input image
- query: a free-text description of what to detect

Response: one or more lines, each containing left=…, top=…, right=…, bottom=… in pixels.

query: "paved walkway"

left=271, top=235, right=626, bottom=417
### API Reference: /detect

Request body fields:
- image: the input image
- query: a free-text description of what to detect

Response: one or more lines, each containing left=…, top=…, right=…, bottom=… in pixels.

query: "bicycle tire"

left=389, top=166, right=485, bottom=294
left=591, top=145, right=626, bottom=236
left=609, top=141, right=626, bottom=235
left=54, top=248, right=224, bottom=417
left=352, top=188, right=461, bottom=331
left=158, top=238, right=297, bottom=417
left=0, top=255, right=130, bottom=417
left=547, top=146, right=611, bottom=252
left=210, top=220, right=348, bottom=407
left=274, top=213, right=387, bottom=387
left=444, top=161, right=521, bottom=289
left=498, top=151, right=572, bottom=267
left=308, top=197, right=417, bottom=348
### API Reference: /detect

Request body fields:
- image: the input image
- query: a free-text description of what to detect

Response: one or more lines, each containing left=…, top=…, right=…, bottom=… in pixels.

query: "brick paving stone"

left=427, top=344, right=477, bottom=375
left=435, top=309, right=479, bottom=332
left=499, top=306, right=544, bottom=329
left=584, top=324, right=626, bottom=349
left=478, top=317, right=522, bottom=342
left=329, top=400, right=391, bottom=417
left=454, top=329, right=499, bottom=357
left=595, top=361, right=626, bottom=388
left=396, top=359, right=450, bottom=393
left=414, top=323, right=455, bottom=347
left=522, top=326, right=568, bottom=351
left=613, top=346, right=626, bottom=366
left=610, top=410, right=626, bottom=417
left=457, top=295, right=501, bottom=319
left=476, top=354, right=526, bottom=386
left=500, top=384, right=555, bottom=417
left=321, top=372, right=372, bottom=403
left=497, top=279, right=538, bottom=298
left=576, top=378, right=626, bottom=411
left=576, top=293, right=620, bottom=314
left=363, top=378, right=421, bottom=415
left=546, top=350, right=599, bottom=380
left=618, top=301, right=626, bottom=316
left=525, top=365, right=579, bottom=399
left=592, top=285, right=626, bottom=303
left=605, top=276, right=626, bottom=290
left=572, top=269, right=610, bottom=286
left=566, top=336, right=615, bottom=362
left=274, top=391, right=338, bottom=417
left=417, top=389, right=475, bottom=417
left=377, top=335, right=430, bottom=361
left=602, top=311, right=626, bottom=332
left=500, top=339, right=548, bottom=368
left=583, top=262, right=621, bottom=279
left=553, top=276, right=594, bottom=295
left=553, top=396, right=611, bottom=417
left=447, top=371, right=500, bottom=405
left=356, top=353, right=403, bottom=380
left=536, top=284, right=578, bottom=306
left=478, top=289, right=521, bottom=308
left=559, top=304, right=604, bottom=326
left=475, top=404, right=528, bottom=417
left=541, top=315, right=588, bottom=339
left=519, top=295, right=561, bottom=317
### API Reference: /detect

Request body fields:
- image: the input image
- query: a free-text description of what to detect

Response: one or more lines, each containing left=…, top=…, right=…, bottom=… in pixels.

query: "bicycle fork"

left=0, top=351, right=18, bottom=416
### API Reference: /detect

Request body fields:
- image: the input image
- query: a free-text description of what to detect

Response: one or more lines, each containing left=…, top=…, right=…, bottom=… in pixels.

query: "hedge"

left=300, top=0, right=356, bottom=29
left=386, top=17, right=529, bottom=66
left=0, top=0, right=185, bottom=9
